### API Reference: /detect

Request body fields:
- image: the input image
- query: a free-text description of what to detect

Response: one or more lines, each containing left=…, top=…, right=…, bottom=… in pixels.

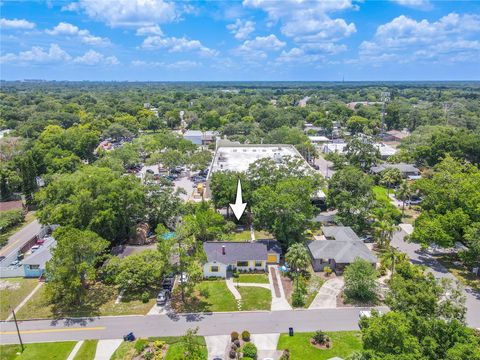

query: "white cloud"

left=73, top=50, right=119, bottom=65
left=136, top=25, right=163, bottom=36
left=62, top=0, right=178, bottom=28
left=392, top=0, right=431, bottom=10
left=131, top=59, right=199, bottom=69
left=235, top=34, right=286, bottom=59
left=0, top=44, right=119, bottom=66
left=359, top=13, right=480, bottom=64
left=227, top=19, right=255, bottom=40
left=0, top=18, right=36, bottom=29
left=0, top=44, right=71, bottom=64
left=141, top=36, right=218, bottom=57
left=275, top=47, right=324, bottom=64
left=46, top=22, right=110, bottom=46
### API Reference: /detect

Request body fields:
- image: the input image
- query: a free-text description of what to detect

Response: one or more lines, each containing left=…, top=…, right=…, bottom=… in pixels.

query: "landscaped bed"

left=15, top=283, right=156, bottom=320
left=0, top=341, right=77, bottom=360
left=0, top=278, right=39, bottom=320
left=277, top=331, right=362, bottom=360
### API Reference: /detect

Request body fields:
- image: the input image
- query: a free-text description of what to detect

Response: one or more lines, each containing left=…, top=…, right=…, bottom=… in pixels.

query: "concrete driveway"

left=205, top=335, right=229, bottom=360
left=308, top=277, right=344, bottom=309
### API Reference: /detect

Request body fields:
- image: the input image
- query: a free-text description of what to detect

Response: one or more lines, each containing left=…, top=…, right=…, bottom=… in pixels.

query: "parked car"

left=10, top=259, right=20, bottom=267
left=406, top=196, right=422, bottom=205
left=146, top=169, right=155, bottom=174
left=0, top=256, right=5, bottom=263
left=156, top=289, right=170, bottom=306
left=360, top=235, right=374, bottom=243
left=31, top=245, right=41, bottom=252
left=162, top=275, right=175, bottom=291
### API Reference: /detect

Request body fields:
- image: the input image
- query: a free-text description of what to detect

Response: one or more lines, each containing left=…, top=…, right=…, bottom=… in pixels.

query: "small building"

left=375, top=143, right=398, bottom=159
left=371, top=163, right=420, bottom=178
left=322, top=142, right=347, bottom=154
left=307, top=226, right=377, bottom=274
left=383, top=129, right=410, bottom=142
left=203, top=241, right=281, bottom=278
left=22, top=237, right=56, bottom=278
left=183, top=130, right=219, bottom=146
left=308, top=136, right=330, bottom=145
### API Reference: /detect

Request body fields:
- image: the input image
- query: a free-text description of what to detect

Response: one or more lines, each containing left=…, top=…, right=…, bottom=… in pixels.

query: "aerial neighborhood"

left=1, top=1, right=480, bottom=359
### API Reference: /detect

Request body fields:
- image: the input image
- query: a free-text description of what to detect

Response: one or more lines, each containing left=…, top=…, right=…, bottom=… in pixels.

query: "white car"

left=179, top=272, right=189, bottom=283
left=359, top=310, right=383, bottom=319
left=31, top=245, right=41, bottom=252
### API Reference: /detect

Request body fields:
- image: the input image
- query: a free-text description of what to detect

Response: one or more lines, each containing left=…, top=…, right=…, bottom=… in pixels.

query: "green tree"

left=179, top=327, right=204, bottom=360
left=45, top=226, right=109, bottom=309
left=380, top=168, right=403, bottom=195
left=345, top=136, right=380, bottom=171
left=459, top=223, right=480, bottom=268
left=372, top=220, right=398, bottom=249
left=328, top=166, right=375, bottom=232
left=396, top=180, right=413, bottom=218
left=344, top=258, right=378, bottom=302
left=285, top=243, right=310, bottom=293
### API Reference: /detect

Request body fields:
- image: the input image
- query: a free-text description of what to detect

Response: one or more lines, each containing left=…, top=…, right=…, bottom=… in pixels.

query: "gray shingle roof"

left=322, top=226, right=361, bottom=242
left=22, top=238, right=56, bottom=267
left=371, top=163, right=419, bottom=174
left=308, top=240, right=377, bottom=264
left=203, top=242, right=268, bottom=263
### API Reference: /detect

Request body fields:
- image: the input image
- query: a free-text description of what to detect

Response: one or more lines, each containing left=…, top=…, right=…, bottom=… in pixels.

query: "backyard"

left=0, top=278, right=39, bottom=320
left=225, top=229, right=274, bottom=241
left=277, top=331, right=362, bottom=360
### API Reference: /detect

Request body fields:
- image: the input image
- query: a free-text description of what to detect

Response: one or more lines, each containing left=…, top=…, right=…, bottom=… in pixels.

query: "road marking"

left=0, top=326, right=106, bottom=335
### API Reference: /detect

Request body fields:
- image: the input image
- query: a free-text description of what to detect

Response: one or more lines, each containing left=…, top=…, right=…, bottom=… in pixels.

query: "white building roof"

left=322, top=142, right=347, bottom=154
left=308, top=136, right=330, bottom=143
left=375, top=143, right=397, bottom=157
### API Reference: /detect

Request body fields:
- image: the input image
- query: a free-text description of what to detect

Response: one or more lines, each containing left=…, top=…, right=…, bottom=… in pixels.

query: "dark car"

left=0, top=256, right=5, bottom=263
left=156, top=289, right=170, bottom=306
left=162, top=275, right=175, bottom=291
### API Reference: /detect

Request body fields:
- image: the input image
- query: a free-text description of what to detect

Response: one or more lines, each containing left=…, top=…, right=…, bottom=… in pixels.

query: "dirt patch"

left=270, top=267, right=281, bottom=297
left=0, top=280, right=20, bottom=291
left=280, top=275, right=293, bottom=303
left=336, top=290, right=380, bottom=308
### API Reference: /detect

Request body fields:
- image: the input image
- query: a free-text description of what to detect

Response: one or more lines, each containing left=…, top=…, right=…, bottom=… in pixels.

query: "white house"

left=203, top=241, right=281, bottom=278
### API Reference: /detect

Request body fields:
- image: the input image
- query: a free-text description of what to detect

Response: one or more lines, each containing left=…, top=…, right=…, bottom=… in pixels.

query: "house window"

left=237, top=261, right=249, bottom=267
left=254, top=261, right=263, bottom=267
left=29, top=265, right=40, bottom=270
left=210, top=265, right=219, bottom=272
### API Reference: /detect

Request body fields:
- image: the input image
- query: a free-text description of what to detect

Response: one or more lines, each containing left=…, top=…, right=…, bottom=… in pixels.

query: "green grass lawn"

left=436, top=255, right=480, bottom=292
left=226, top=230, right=252, bottom=241
left=0, top=342, right=76, bottom=360
left=15, top=283, right=156, bottom=320
left=73, top=340, right=98, bottom=360
left=277, top=331, right=362, bottom=360
left=110, top=337, right=207, bottom=360
left=373, top=185, right=390, bottom=202
left=236, top=273, right=269, bottom=284
left=0, top=212, right=36, bottom=248
left=0, top=278, right=39, bottom=320
left=237, top=286, right=271, bottom=311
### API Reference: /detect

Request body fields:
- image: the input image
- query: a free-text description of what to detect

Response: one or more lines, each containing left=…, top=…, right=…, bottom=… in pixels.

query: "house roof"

left=257, top=240, right=282, bottom=254
left=203, top=242, right=269, bottom=263
left=322, top=226, right=361, bottom=242
left=308, top=240, right=377, bottom=264
left=370, top=163, right=419, bottom=174
left=22, top=238, right=56, bottom=267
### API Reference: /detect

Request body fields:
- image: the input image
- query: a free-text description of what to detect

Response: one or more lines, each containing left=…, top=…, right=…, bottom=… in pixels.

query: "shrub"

left=229, top=349, right=237, bottom=359
left=200, top=288, right=210, bottom=298
left=135, top=339, right=148, bottom=353
left=242, top=343, right=257, bottom=358
left=324, top=266, right=332, bottom=276
left=243, top=358, right=253, bottom=360
left=144, top=350, right=154, bottom=360
left=292, top=291, right=305, bottom=307
left=154, top=340, right=166, bottom=350
left=280, top=349, right=290, bottom=360
left=313, top=330, right=327, bottom=345
left=231, top=331, right=239, bottom=342
left=231, top=343, right=238, bottom=351
left=241, top=330, right=250, bottom=342
left=141, top=291, right=150, bottom=303
left=234, top=339, right=241, bottom=347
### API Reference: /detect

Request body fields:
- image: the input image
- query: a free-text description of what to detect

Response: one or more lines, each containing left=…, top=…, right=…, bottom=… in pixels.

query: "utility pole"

left=380, top=91, right=390, bottom=138
left=11, top=308, right=24, bottom=353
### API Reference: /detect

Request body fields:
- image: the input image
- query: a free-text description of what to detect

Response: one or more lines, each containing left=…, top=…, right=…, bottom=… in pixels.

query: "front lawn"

left=0, top=278, right=39, bottom=320
left=277, top=331, right=362, bottom=360
left=237, top=286, right=271, bottom=311
left=435, top=255, right=480, bottom=292
left=73, top=340, right=98, bottom=360
left=0, top=342, right=76, bottom=360
left=110, top=337, right=207, bottom=360
left=172, top=280, right=237, bottom=313
left=236, top=273, right=269, bottom=284
left=15, top=283, right=156, bottom=320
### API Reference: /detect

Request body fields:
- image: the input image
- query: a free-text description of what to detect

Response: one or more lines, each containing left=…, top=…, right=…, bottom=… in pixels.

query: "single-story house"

left=370, top=163, right=420, bottom=178
left=22, top=237, right=56, bottom=278
left=308, top=226, right=377, bottom=274
left=183, top=130, right=219, bottom=146
left=203, top=241, right=281, bottom=278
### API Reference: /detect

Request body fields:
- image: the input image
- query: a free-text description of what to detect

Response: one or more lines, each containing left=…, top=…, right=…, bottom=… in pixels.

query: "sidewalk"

left=268, top=265, right=292, bottom=311
left=66, top=341, right=84, bottom=360
left=94, top=339, right=122, bottom=360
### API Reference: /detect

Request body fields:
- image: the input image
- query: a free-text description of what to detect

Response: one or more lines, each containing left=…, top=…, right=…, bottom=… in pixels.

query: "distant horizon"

left=2, top=79, right=480, bottom=83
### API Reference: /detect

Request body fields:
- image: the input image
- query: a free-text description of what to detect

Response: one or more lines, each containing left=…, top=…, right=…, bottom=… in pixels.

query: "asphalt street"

left=392, top=228, right=480, bottom=329
left=0, top=219, right=41, bottom=267
left=0, top=307, right=388, bottom=344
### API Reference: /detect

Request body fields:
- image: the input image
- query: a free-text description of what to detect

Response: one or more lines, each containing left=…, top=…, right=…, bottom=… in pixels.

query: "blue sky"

left=1, top=0, right=479, bottom=81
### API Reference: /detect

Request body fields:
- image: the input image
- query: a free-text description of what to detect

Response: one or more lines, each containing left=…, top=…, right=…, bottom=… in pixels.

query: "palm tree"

left=285, top=243, right=310, bottom=290
left=396, top=180, right=413, bottom=219
left=373, top=220, right=398, bottom=249
left=380, top=168, right=402, bottom=196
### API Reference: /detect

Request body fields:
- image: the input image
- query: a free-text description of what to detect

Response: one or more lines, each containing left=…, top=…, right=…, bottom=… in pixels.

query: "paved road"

left=314, top=154, right=334, bottom=179
left=0, top=219, right=42, bottom=269
left=392, top=228, right=480, bottom=329
left=0, top=307, right=387, bottom=344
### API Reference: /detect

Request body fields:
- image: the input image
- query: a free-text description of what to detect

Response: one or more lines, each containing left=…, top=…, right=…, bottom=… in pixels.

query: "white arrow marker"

left=230, top=179, right=247, bottom=221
